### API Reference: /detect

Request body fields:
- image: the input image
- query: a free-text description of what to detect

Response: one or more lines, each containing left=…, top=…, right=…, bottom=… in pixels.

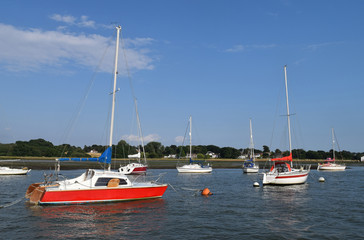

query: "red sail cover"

left=272, top=153, right=292, bottom=161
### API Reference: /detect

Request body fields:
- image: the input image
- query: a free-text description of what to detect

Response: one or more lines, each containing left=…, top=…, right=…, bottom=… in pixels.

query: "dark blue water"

left=1, top=167, right=364, bottom=239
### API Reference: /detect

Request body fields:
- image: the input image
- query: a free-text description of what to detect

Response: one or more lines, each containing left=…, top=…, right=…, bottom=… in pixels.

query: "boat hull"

left=31, top=184, right=168, bottom=205
left=119, top=164, right=147, bottom=175
left=177, top=164, right=212, bottom=173
left=317, top=164, right=346, bottom=171
left=0, top=167, right=30, bottom=175
left=243, top=166, right=259, bottom=173
left=263, top=170, right=309, bottom=185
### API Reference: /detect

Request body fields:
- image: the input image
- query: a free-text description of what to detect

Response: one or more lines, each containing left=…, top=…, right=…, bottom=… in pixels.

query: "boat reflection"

left=261, top=184, right=311, bottom=237
left=27, top=199, right=166, bottom=239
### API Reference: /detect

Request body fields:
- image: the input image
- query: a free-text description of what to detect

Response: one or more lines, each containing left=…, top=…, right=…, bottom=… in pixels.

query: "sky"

left=0, top=0, right=363, bottom=153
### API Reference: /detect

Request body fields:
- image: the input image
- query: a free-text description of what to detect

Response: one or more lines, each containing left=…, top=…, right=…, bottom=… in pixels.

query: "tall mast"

left=332, top=128, right=335, bottom=161
left=249, top=118, right=254, bottom=160
left=284, top=65, right=292, bottom=167
left=189, top=116, right=192, bottom=160
left=109, top=26, right=121, bottom=147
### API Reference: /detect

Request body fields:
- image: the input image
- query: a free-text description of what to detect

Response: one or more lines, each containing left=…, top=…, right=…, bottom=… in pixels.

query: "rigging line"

left=119, top=29, right=147, bottom=162
left=60, top=35, right=114, bottom=156
left=269, top=79, right=282, bottom=153
left=178, top=119, right=190, bottom=158
left=333, top=129, right=343, bottom=160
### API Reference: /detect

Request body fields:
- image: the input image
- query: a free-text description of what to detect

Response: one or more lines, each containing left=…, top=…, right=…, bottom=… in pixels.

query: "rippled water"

left=1, top=167, right=364, bottom=239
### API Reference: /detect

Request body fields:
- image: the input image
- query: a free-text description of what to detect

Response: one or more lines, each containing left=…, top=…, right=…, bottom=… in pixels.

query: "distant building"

left=361, top=156, right=364, bottom=162
left=87, top=150, right=101, bottom=158
left=164, top=154, right=177, bottom=159
left=206, top=151, right=218, bottom=158
left=238, top=154, right=261, bottom=159
left=186, top=153, right=197, bottom=159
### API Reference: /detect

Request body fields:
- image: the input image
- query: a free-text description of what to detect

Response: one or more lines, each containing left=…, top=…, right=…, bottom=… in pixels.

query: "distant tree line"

left=0, top=138, right=363, bottom=160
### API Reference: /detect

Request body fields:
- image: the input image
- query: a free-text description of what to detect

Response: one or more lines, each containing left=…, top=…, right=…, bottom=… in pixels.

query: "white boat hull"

left=262, top=169, right=309, bottom=185
left=243, top=166, right=259, bottom=173
left=317, top=164, right=346, bottom=171
left=0, top=167, right=31, bottom=175
left=177, top=164, right=212, bottom=173
left=118, top=163, right=147, bottom=175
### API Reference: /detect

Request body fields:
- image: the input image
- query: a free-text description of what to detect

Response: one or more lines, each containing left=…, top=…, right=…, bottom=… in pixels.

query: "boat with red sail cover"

left=262, top=66, right=310, bottom=185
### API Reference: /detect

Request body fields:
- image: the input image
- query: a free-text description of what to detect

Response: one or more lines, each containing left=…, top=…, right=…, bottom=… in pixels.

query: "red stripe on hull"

left=40, top=185, right=167, bottom=205
left=276, top=173, right=308, bottom=179
left=131, top=167, right=147, bottom=174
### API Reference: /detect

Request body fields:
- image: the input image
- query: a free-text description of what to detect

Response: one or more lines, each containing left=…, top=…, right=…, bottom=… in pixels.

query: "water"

left=1, top=167, right=364, bottom=239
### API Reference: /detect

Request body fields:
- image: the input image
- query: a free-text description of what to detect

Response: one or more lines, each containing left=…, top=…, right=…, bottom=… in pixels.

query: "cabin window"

left=95, top=178, right=127, bottom=186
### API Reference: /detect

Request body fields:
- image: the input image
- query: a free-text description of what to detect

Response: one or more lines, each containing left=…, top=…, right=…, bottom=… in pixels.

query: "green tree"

left=145, top=142, right=164, bottom=158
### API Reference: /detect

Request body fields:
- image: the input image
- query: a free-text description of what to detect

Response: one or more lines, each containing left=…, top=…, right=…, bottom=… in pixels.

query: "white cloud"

left=225, top=44, right=276, bottom=53
left=79, top=16, right=96, bottom=28
left=50, top=14, right=76, bottom=24
left=0, top=23, right=155, bottom=73
left=225, top=44, right=245, bottom=53
left=122, top=134, right=161, bottom=143
left=50, top=14, right=95, bottom=28
left=175, top=136, right=184, bottom=143
left=305, top=42, right=341, bottom=51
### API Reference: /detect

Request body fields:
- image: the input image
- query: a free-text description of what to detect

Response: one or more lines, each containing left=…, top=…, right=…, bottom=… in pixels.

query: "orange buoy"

left=201, top=188, right=212, bottom=196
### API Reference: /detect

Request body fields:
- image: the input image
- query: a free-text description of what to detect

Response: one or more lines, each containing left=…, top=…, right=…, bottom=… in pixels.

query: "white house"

left=361, top=156, right=364, bottom=162
left=206, top=151, right=218, bottom=158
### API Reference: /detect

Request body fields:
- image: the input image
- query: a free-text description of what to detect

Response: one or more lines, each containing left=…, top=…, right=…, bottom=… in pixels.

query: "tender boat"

left=118, top=100, right=148, bottom=175
left=317, top=128, right=346, bottom=171
left=25, top=26, right=167, bottom=205
left=0, top=166, right=31, bottom=175
left=119, top=162, right=147, bottom=175
left=176, top=116, right=212, bottom=173
left=262, top=66, right=310, bottom=185
left=243, top=119, right=259, bottom=173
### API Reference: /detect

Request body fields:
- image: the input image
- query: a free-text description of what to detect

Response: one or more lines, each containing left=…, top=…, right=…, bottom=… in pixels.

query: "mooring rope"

left=0, top=196, right=25, bottom=209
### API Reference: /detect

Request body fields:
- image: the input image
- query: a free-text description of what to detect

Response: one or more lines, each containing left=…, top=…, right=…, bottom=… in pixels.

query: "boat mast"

left=189, top=116, right=192, bottom=161
left=284, top=65, right=293, bottom=167
left=109, top=26, right=121, bottom=148
left=134, top=98, right=147, bottom=163
left=332, top=128, right=335, bottom=161
left=107, top=25, right=121, bottom=169
left=249, top=119, right=254, bottom=160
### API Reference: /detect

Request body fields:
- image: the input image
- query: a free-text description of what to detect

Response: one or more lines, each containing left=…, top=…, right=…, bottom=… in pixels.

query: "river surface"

left=1, top=167, right=363, bottom=239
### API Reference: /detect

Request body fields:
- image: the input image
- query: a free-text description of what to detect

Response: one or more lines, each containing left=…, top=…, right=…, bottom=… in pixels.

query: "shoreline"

left=0, top=157, right=361, bottom=170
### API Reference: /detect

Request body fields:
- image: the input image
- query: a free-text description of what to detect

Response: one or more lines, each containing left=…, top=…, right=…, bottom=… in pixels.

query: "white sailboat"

left=317, top=128, right=346, bottom=171
left=242, top=119, right=259, bottom=173
left=0, top=166, right=31, bottom=175
left=262, top=65, right=310, bottom=185
left=118, top=99, right=148, bottom=175
left=176, top=116, right=212, bottom=173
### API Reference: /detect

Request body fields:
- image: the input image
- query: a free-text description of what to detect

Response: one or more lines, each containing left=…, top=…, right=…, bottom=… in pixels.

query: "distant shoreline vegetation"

left=0, top=138, right=363, bottom=161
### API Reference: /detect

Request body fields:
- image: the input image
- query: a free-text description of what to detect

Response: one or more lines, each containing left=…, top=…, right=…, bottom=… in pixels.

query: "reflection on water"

left=27, top=199, right=166, bottom=239
left=261, top=184, right=311, bottom=238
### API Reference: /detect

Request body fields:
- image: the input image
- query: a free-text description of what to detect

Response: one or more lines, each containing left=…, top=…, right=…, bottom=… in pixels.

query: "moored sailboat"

left=243, top=119, right=259, bottom=173
left=262, top=66, right=310, bottom=185
left=25, top=26, right=167, bottom=205
left=118, top=100, right=148, bottom=175
left=0, top=166, right=31, bottom=175
left=317, top=128, right=346, bottom=171
left=176, top=116, right=212, bottom=173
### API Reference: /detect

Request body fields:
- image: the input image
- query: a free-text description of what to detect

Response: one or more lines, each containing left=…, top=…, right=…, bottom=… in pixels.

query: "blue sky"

left=0, top=0, right=363, bottom=152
